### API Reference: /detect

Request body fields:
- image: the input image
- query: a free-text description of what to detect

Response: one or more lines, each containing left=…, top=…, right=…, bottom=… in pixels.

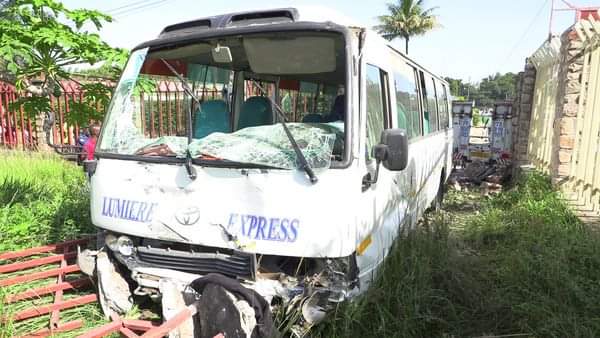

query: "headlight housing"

left=105, top=233, right=118, bottom=251
left=117, top=236, right=134, bottom=256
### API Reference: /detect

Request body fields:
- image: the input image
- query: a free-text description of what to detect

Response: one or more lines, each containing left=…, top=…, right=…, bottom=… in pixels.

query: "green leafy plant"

left=0, top=0, right=128, bottom=124
left=66, top=83, right=113, bottom=125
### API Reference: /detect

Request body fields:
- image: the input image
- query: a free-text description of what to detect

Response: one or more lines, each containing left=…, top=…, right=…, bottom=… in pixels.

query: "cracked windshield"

left=99, top=32, right=347, bottom=170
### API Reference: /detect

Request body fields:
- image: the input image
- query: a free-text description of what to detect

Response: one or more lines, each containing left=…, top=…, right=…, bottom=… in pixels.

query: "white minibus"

left=82, top=6, right=453, bottom=332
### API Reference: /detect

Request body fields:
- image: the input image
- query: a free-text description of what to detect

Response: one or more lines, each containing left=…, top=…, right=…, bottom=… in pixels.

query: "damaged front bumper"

left=81, top=231, right=360, bottom=333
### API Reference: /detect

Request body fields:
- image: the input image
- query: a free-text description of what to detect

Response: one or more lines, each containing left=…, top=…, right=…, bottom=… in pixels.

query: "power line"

left=498, top=0, right=550, bottom=72
left=110, top=0, right=168, bottom=17
left=114, top=4, right=170, bottom=19
left=104, top=0, right=152, bottom=14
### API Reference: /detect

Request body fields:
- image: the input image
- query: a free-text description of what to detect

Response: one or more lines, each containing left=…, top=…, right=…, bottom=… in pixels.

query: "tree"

left=444, top=77, right=466, bottom=97
left=0, top=0, right=127, bottom=124
left=375, top=0, right=438, bottom=54
left=476, top=73, right=517, bottom=107
left=444, top=73, right=518, bottom=108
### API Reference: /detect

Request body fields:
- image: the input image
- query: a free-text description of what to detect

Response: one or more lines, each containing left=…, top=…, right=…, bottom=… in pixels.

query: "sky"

left=62, top=0, right=600, bottom=83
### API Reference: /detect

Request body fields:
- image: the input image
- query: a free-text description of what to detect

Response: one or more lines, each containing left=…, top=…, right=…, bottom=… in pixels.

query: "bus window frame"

left=391, top=62, right=423, bottom=139
left=364, top=63, right=391, bottom=163
left=432, top=78, right=440, bottom=132
left=436, top=81, right=450, bottom=130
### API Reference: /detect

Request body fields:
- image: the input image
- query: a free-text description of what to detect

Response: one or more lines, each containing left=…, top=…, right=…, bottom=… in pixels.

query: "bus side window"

left=427, top=77, right=439, bottom=133
left=420, top=72, right=439, bottom=135
left=394, top=64, right=420, bottom=139
left=418, top=71, right=429, bottom=135
left=437, top=82, right=450, bottom=129
left=365, top=64, right=389, bottom=162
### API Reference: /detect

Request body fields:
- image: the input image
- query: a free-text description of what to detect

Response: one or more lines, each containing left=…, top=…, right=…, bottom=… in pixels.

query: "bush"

left=0, top=151, right=93, bottom=251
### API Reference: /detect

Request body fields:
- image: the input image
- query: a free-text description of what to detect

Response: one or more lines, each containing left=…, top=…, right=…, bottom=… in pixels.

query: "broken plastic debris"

left=96, top=252, right=133, bottom=318
left=76, top=248, right=97, bottom=277
left=159, top=279, right=196, bottom=338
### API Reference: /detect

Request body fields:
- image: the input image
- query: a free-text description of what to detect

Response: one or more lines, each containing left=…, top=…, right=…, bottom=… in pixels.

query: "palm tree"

left=375, top=0, right=439, bottom=54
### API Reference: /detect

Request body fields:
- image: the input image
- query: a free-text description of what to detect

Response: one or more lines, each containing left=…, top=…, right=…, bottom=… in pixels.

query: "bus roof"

left=143, top=7, right=446, bottom=84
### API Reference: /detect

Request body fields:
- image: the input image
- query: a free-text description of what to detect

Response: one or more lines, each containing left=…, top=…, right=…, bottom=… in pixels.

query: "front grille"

left=136, top=246, right=256, bottom=281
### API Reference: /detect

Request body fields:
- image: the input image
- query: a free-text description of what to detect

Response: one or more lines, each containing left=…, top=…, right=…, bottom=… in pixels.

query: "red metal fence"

left=0, top=79, right=333, bottom=150
left=50, top=81, right=85, bottom=148
left=0, top=82, right=36, bottom=150
left=0, top=81, right=85, bottom=150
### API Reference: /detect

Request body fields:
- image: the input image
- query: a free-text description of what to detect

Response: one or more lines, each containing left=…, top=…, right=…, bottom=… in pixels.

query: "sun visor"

left=150, top=43, right=212, bottom=60
left=141, top=44, right=213, bottom=76
left=278, top=79, right=300, bottom=91
left=243, top=36, right=337, bottom=74
left=140, top=59, right=188, bottom=77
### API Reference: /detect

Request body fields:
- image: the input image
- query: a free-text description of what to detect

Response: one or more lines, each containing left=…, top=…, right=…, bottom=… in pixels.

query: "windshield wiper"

left=250, top=80, right=318, bottom=184
left=193, top=157, right=284, bottom=170
left=160, top=58, right=198, bottom=180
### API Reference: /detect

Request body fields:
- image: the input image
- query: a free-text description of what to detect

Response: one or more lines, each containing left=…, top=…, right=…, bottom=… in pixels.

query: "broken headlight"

left=117, top=236, right=134, bottom=256
left=105, top=233, right=119, bottom=251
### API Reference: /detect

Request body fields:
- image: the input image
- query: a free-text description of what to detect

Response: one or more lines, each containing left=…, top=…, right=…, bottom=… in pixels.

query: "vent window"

left=159, top=19, right=211, bottom=37
left=229, top=10, right=296, bottom=26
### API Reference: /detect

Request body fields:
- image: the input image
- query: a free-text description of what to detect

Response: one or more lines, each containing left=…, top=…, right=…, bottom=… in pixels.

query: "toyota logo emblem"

left=175, top=206, right=201, bottom=226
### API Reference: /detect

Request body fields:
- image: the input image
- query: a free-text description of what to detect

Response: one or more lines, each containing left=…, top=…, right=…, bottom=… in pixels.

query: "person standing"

left=82, top=123, right=100, bottom=160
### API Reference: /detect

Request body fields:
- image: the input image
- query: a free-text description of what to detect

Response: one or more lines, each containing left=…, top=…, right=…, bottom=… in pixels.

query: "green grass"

left=0, top=150, right=94, bottom=251
left=318, top=171, right=600, bottom=338
left=2, top=153, right=600, bottom=337
left=0, top=150, right=104, bottom=338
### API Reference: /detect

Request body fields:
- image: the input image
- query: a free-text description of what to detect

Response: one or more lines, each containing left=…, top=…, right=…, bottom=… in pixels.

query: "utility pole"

left=550, top=0, right=581, bottom=35
left=548, top=0, right=555, bottom=39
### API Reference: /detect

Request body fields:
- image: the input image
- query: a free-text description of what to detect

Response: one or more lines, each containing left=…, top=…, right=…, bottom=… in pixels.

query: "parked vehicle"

left=81, top=7, right=453, bottom=334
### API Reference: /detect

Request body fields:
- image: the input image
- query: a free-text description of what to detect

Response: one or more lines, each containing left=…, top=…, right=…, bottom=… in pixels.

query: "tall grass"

left=318, top=171, right=600, bottom=337
left=0, top=151, right=93, bottom=251
left=0, top=151, right=103, bottom=337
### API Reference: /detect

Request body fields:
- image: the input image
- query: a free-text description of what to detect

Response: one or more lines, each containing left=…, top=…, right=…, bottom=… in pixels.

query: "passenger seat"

left=237, top=96, right=273, bottom=130
left=193, top=100, right=230, bottom=139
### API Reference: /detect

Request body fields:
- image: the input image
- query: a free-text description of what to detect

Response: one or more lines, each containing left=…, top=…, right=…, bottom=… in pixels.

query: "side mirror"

left=363, top=129, right=408, bottom=190
left=375, top=129, right=408, bottom=171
